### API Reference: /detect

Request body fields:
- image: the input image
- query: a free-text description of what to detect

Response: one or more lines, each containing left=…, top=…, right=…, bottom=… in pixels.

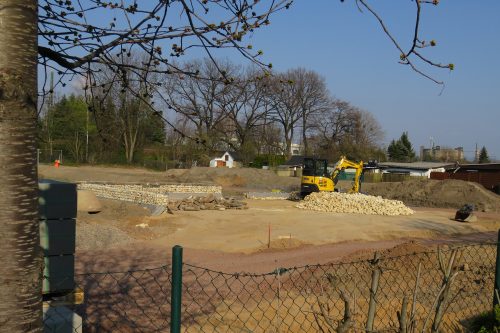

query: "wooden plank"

left=43, top=287, right=84, bottom=307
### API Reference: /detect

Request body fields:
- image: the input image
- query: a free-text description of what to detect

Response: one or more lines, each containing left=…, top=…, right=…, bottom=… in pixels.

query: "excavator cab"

left=300, top=158, right=335, bottom=197
left=300, top=156, right=364, bottom=198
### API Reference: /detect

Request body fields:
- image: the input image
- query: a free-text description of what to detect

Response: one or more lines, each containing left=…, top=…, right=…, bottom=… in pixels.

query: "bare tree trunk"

left=0, top=1, right=42, bottom=332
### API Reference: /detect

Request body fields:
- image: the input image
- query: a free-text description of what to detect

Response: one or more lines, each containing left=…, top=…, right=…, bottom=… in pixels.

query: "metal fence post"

left=494, top=230, right=500, bottom=307
left=171, top=245, right=183, bottom=333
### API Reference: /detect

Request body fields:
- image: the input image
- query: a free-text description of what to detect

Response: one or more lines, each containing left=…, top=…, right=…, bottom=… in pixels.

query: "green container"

left=43, top=255, right=75, bottom=294
left=39, top=180, right=77, bottom=220
left=39, top=219, right=75, bottom=256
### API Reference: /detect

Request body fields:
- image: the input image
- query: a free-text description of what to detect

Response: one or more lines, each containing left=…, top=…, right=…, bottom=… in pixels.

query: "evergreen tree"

left=478, top=146, right=490, bottom=163
left=387, top=132, right=416, bottom=162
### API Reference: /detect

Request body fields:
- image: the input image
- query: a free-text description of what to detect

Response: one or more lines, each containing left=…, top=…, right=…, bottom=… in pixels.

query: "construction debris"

left=167, top=194, right=248, bottom=213
left=78, top=183, right=169, bottom=206
left=77, top=183, right=222, bottom=206
left=245, top=192, right=290, bottom=200
left=296, top=192, right=414, bottom=216
left=455, top=204, right=477, bottom=222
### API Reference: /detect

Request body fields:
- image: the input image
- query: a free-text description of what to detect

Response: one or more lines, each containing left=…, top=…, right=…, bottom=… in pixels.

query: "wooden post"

left=268, top=223, right=271, bottom=249
left=366, top=252, right=381, bottom=332
left=494, top=229, right=500, bottom=307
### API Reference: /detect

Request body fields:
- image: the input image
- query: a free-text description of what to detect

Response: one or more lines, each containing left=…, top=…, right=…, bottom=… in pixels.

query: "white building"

left=209, top=151, right=242, bottom=168
left=378, top=162, right=455, bottom=178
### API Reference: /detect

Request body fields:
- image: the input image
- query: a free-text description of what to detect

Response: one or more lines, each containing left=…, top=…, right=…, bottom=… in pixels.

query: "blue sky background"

left=54, top=0, right=499, bottom=160
left=245, top=0, right=500, bottom=160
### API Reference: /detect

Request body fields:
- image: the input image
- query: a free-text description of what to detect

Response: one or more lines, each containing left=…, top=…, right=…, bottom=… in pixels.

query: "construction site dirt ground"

left=39, top=164, right=500, bottom=273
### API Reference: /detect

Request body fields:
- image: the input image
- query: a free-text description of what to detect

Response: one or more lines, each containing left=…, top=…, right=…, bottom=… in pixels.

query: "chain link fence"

left=43, top=244, right=497, bottom=332
left=38, top=149, right=63, bottom=164
left=43, top=265, right=171, bottom=333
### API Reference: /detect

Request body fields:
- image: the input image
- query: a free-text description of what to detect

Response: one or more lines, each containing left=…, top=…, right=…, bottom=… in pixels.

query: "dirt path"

left=76, top=230, right=498, bottom=275
left=76, top=198, right=500, bottom=253
left=148, top=199, right=500, bottom=252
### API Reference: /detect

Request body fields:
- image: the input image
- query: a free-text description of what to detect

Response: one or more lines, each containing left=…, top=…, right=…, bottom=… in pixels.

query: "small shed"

left=277, top=155, right=305, bottom=177
left=209, top=151, right=242, bottom=168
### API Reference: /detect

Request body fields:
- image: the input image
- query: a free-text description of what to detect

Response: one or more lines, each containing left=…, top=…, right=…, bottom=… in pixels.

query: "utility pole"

left=475, top=143, right=478, bottom=163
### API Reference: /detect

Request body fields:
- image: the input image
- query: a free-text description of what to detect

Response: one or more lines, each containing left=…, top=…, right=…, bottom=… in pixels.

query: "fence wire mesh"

left=43, top=265, right=171, bottom=333
left=43, top=244, right=496, bottom=332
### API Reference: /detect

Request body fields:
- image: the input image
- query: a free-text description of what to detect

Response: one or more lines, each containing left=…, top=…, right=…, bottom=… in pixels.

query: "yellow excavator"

left=300, top=156, right=364, bottom=198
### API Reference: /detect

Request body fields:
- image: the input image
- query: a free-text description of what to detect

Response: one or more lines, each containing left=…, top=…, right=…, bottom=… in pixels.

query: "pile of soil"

left=39, top=165, right=300, bottom=192
left=364, top=179, right=500, bottom=212
left=164, top=167, right=299, bottom=191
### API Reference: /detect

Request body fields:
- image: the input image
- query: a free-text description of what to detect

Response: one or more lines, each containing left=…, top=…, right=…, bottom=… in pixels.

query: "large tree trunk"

left=0, top=1, right=42, bottom=332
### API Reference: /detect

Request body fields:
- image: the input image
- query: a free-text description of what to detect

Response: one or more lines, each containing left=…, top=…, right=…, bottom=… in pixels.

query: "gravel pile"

left=76, top=221, right=135, bottom=250
left=296, top=192, right=414, bottom=216
left=154, top=184, right=221, bottom=194
left=245, top=192, right=290, bottom=200
left=78, top=183, right=222, bottom=206
left=78, top=183, right=169, bottom=205
left=167, top=194, right=248, bottom=213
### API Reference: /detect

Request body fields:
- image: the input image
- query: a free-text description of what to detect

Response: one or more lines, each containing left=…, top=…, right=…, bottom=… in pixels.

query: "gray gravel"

left=76, top=221, right=135, bottom=251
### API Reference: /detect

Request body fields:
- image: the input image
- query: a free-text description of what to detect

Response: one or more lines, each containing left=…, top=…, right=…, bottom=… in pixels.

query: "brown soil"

left=41, top=165, right=500, bottom=333
left=362, top=178, right=500, bottom=212
left=39, top=164, right=300, bottom=192
left=41, top=164, right=500, bottom=267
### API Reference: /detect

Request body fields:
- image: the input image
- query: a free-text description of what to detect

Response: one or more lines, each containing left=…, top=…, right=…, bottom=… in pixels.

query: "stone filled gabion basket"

left=296, top=192, right=414, bottom=216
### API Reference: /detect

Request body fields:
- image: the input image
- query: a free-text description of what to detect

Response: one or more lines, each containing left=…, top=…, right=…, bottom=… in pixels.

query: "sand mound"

left=39, top=165, right=300, bottom=192
left=165, top=167, right=299, bottom=191
left=296, top=192, right=414, bottom=216
left=364, top=179, right=500, bottom=212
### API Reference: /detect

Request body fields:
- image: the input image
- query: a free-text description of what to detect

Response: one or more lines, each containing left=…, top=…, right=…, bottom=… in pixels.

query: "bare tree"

left=295, top=68, right=331, bottom=155
left=268, top=70, right=303, bottom=158
left=217, top=67, right=272, bottom=153
left=310, top=99, right=384, bottom=161
left=164, top=59, right=236, bottom=152
left=3, top=1, right=290, bottom=330
left=267, top=68, right=331, bottom=158
left=0, top=0, right=453, bottom=330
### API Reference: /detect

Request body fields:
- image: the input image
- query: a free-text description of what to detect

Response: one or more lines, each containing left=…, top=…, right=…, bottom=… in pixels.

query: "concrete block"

left=43, top=305, right=82, bottom=333
left=40, top=219, right=76, bottom=256
left=43, top=255, right=75, bottom=294
left=39, top=180, right=77, bottom=219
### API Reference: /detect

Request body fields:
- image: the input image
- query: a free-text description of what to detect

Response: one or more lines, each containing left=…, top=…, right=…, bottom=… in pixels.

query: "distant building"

left=378, top=161, right=455, bottom=178
left=432, top=163, right=500, bottom=194
left=209, top=151, right=242, bottom=168
left=290, top=143, right=303, bottom=156
left=277, top=155, right=305, bottom=177
left=420, top=145, right=464, bottom=162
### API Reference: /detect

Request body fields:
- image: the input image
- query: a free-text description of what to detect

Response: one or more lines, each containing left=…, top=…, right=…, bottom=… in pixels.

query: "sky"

left=50, top=0, right=500, bottom=161
left=243, top=0, right=500, bottom=160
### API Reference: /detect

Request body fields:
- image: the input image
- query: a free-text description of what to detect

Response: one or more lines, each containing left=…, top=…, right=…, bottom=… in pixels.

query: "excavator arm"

left=330, top=156, right=364, bottom=193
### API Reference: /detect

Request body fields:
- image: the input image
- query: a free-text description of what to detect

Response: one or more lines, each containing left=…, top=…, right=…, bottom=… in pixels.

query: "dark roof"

left=212, top=151, right=243, bottom=161
left=225, top=151, right=242, bottom=161
left=282, top=155, right=305, bottom=166
left=448, top=163, right=500, bottom=171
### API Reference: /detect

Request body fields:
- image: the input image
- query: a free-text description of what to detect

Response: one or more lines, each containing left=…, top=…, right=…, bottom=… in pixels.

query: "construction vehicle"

left=300, top=156, right=364, bottom=197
